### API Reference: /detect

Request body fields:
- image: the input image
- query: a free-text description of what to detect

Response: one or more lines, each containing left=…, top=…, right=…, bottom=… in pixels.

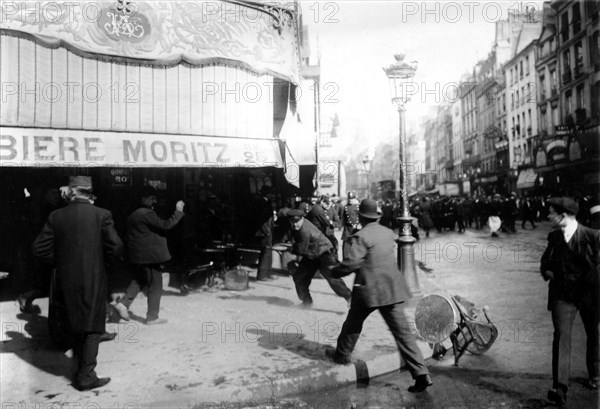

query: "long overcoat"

left=332, top=222, right=411, bottom=308
left=32, top=198, right=123, bottom=333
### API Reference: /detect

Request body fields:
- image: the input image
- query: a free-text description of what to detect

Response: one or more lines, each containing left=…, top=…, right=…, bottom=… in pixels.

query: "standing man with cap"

left=326, top=198, right=432, bottom=393
left=252, top=185, right=276, bottom=281
left=341, top=191, right=360, bottom=259
left=32, top=176, right=123, bottom=391
left=286, top=208, right=351, bottom=308
left=113, top=186, right=184, bottom=325
left=541, top=197, right=600, bottom=405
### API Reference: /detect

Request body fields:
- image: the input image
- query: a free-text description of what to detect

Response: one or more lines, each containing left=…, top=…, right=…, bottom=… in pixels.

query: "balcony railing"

left=551, top=87, right=557, bottom=97
left=574, top=63, right=585, bottom=77
left=562, top=69, right=572, bottom=84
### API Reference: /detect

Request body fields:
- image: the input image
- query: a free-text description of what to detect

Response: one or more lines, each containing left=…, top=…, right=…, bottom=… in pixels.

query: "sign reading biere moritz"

left=0, top=127, right=283, bottom=168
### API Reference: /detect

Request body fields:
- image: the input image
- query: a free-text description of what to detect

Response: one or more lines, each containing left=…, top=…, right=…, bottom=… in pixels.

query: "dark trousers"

left=292, top=251, right=351, bottom=304
left=551, top=298, right=599, bottom=389
left=257, top=236, right=273, bottom=280
left=121, top=264, right=163, bottom=321
left=456, top=216, right=465, bottom=232
left=335, top=302, right=429, bottom=379
left=72, top=332, right=101, bottom=386
left=522, top=212, right=536, bottom=229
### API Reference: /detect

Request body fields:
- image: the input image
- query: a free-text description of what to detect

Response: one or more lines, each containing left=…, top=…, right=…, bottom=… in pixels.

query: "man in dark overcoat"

left=114, top=186, right=184, bottom=325
left=541, top=197, right=600, bottom=405
left=327, top=199, right=432, bottom=393
left=341, top=191, right=360, bottom=259
left=32, top=176, right=123, bottom=391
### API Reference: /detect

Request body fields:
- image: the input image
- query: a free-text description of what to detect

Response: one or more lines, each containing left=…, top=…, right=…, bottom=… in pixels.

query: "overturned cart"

left=414, top=294, right=498, bottom=365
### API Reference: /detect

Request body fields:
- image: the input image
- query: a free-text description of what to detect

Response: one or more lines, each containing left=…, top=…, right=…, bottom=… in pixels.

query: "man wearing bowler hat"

left=326, top=198, right=432, bottom=393
left=113, top=186, right=185, bottom=325
left=286, top=208, right=351, bottom=308
left=541, top=197, right=600, bottom=405
left=33, top=176, right=123, bottom=391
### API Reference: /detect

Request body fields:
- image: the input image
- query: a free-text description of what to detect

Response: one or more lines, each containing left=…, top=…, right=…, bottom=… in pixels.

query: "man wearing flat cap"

left=286, top=208, right=351, bottom=308
left=114, top=186, right=185, bottom=325
left=327, top=198, right=432, bottom=393
left=33, top=176, right=124, bottom=391
left=541, top=197, right=600, bottom=405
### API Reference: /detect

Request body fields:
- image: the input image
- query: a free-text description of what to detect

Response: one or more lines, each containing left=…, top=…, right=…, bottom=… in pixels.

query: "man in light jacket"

left=327, top=199, right=432, bottom=393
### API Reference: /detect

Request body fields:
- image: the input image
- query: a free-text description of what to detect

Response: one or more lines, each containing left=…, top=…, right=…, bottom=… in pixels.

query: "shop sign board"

left=0, top=127, right=284, bottom=168
left=110, top=168, right=132, bottom=188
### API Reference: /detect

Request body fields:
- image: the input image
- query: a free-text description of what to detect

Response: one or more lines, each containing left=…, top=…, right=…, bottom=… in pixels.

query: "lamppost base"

left=396, top=216, right=422, bottom=299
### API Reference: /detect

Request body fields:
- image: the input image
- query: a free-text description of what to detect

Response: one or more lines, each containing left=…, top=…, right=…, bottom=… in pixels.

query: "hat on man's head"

left=140, top=185, right=158, bottom=198
left=548, top=197, right=579, bottom=216
left=68, top=175, right=92, bottom=188
left=358, top=199, right=381, bottom=219
left=296, top=201, right=310, bottom=214
left=286, top=208, right=305, bottom=219
left=347, top=191, right=357, bottom=200
left=320, top=194, right=331, bottom=203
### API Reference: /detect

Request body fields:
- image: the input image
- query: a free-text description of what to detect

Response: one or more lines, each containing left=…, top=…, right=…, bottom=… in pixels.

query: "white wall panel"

left=178, top=65, right=192, bottom=135
left=125, top=64, right=141, bottom=132
left=66, top=52, right=83, bottom=129
left=35, top=43, right=52, bottom=128
left=96, top=59, right=112, bottom=130
left=139, top=65, right=154, bottom=133
left=1, top=36, right=276, bottom=142
left=111, top=62, right=127, bottom=130
left=190, top=65, right=204, bottom=135
left=50, top=47, right=68, bottom=129
left=165, top=65, right=179, bottom=134
left=153, top=67, right=167, bottom=134
left=82, top=59, right=98, bottom=129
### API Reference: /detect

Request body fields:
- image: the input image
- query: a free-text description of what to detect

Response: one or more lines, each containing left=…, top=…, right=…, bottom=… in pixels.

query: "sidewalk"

left=0, top=222, right=593, bottom=408
left=1, top=265, right=433, bottom=407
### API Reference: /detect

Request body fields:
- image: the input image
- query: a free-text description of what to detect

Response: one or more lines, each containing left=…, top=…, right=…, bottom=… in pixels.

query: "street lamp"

left=383, top=53, right=420, bottom=297
left=362, top=154, right=373, bottom=199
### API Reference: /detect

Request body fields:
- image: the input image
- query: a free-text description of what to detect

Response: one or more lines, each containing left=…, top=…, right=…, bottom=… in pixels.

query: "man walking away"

left=541, top=197, right=599, bottom=405
left=32, top=176, right=123, bottom=391
left=113, top=186, right=184, bottom=325
left=326, top=199, right=432, bottom=393
left=521, top=194, right=537, bottom=229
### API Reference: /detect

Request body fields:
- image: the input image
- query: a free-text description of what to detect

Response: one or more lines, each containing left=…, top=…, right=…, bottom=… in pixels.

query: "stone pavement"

left=0, top=264, right=430, bottom=407
left=0, top=222, right=596, bottom=408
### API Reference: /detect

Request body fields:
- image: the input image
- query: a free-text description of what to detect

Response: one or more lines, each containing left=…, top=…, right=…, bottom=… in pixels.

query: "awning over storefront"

left=0, top=1, right=300, bottom=83
left=278, top=104, right=317, bottom=187
left=516, top=168, right=538, bottom=189
left=0, top=127, right=284, bottom=168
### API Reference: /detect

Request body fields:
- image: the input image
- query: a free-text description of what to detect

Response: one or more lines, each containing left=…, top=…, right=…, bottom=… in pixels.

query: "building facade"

left=534, top=0, right=600, bottom=195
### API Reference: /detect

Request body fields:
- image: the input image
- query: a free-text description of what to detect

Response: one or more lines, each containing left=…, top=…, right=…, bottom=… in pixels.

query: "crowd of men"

left=12, top=180, right=599, bottom=398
